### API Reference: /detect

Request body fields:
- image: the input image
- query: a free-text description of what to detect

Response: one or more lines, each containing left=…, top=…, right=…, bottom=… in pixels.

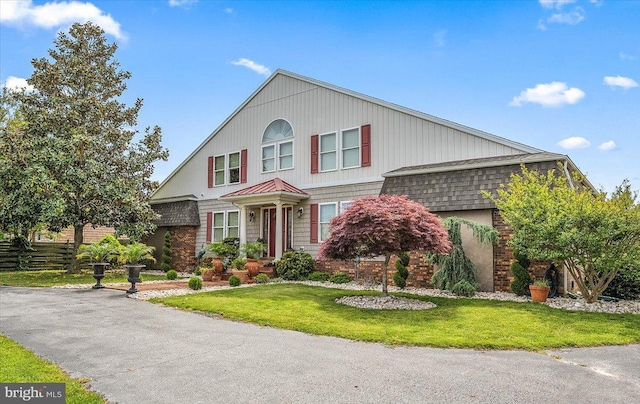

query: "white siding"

left=154, top=74, right=527, bottom=200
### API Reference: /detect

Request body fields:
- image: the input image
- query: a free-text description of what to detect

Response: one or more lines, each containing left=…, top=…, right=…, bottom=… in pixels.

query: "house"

left=149, top=69, right=588, bottom=292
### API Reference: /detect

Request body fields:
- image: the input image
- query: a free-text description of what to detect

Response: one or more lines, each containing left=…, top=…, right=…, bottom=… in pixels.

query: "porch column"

left=239, top=205, right=247, bottom=249
left=275, top=202, right=283, bottom=260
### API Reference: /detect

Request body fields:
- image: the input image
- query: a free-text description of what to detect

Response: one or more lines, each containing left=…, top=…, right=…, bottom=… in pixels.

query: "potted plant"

left=242, top=241, right=266, bottom=277
left=206, top=240, right=238, bottom=274
left=199, top=266, right=214, bottom=282
left=76, top=241, right=119, bottom=289
left=529, top=279, right=551, bottom=303
left=119, top=242, right=155, bottom=294
left=231, top=257, right=249, bottom=283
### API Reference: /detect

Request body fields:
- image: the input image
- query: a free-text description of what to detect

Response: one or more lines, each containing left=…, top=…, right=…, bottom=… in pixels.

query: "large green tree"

left=486, top=166, right=640, bottom=303
left=11, top=22, right=168, bottom=270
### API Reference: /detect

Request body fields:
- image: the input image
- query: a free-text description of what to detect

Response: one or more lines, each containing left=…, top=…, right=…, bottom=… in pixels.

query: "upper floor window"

left=319, top=132, right=337, bottom=172
left=214, top=152, right=241, bottom=185
left=262, top=119, right=294, bottom=173
left=341, top=128, right=360, bottom=168
left=311, top=124, right=370, bottom=174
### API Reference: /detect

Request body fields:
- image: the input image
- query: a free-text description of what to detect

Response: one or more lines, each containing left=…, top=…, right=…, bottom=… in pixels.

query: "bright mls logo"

left=1, top=383, right=65, bottom=403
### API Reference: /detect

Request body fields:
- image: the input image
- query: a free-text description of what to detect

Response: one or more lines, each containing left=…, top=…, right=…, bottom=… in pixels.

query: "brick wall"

left=492, top=209, right=553, bottom=292
left=170, top=226, right=197, bottom=272
left=315, top=252, right=437, bottom=288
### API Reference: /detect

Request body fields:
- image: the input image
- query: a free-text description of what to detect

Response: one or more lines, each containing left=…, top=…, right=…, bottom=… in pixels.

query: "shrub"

left=393, top=271, right=406, bottom=289
left=254, top=273, right=270, bottom=284
left=510, top=249, right=532, bottom=296
left=166, top=270, right=178, bottom=280
left=602, top=266, right=640, bottom=300
left=329, top=273, right=351, bottom=284
left=194, top=267, right=202, bottom=276
left=309, top=271, right=330, bottom=282
left=188, top=277, right=202, bottom=290
left=395, top=260, right=409, bottom=280
left=160, top=231, right=172, bottom=272
left=229, top=275, right=241, bottom=287
left=397, top=251, right=410, bottom=267
left=452, top=280, right=477, bottom=297
left=275, top=251, right=314, bottom=280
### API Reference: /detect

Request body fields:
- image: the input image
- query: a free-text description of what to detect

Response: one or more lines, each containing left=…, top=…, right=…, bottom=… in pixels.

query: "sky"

left=1, top=0, right=639, bottom=194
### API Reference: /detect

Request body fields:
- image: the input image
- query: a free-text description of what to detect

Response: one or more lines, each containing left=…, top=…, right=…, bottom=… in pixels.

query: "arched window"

left=261, top=119, right=294, bottom=172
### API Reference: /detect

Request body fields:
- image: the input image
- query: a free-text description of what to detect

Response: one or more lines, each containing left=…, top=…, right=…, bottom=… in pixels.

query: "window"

left=212, top=210, right=239, bottom=242
left=212, top=212, right=225, bottom=242
left=214, top=155, right=225, bottom=186
left=229, top=152, right=240, bottom=184
left=319, top=132, right=337, bottom=171
left=340, top=201, right=352, bottom=212
left=262, top=119, right=294, bottom=173
left=341, top=128, right=360, bottom=168
left=319, top=203, right=337, bottom=241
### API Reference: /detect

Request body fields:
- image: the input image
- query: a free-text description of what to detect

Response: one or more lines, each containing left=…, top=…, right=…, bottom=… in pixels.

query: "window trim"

left=318, top=202, right=338, bottom=242
left=261, top=144, right=276, bottom=173
left=228, top=151, right=241, bottom=184
left=261, top=140, right=295, bottom=173
left=278, top=139, right=295, bottom=171
left=211, top=209, right=240, bottom=242
left=340, top=126, right=361, bottom=170
left=319, top=131, right=338, bottom=172
left=213, top=155, right=226, bottom=186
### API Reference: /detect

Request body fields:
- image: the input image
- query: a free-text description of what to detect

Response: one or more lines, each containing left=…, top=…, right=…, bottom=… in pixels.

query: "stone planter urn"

left=231, top=269, right=250, bottom=284
left=244, top=259, right=261, bottom=277
left=124, top=264, right=144, bottom=294
left=90, top=263, right=109, bottom=289
left=201, top=268, right=214, bottom=282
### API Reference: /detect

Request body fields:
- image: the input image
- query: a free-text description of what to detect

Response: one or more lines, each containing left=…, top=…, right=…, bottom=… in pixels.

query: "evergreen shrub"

left=166, top=270, right=178, bottom=280
left=188, top=277, right=202, bottom=290
left=229, top=275, right=241, bottom=287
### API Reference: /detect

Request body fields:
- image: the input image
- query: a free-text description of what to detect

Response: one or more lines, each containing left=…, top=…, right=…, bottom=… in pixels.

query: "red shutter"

left=206, top=212, right=212, bottom=243
left=240, top=149, right=247, bottom=184
left=207, top=156, right=214, bottom=188
left=361, top=124, right=371, bottom=167
left=310, top=203, right=318, bottom=243
left=311, top=134, right=319, bottom=174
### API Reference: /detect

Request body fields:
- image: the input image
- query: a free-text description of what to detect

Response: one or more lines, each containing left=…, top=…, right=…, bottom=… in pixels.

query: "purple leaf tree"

left=317, top=195, right=452, bottom=296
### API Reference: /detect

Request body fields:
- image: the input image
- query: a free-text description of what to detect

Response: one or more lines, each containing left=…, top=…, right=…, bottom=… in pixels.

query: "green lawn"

left=0, top=334, right=105, bottom=403
left=153, top=283, right=640, bottom=350
left=0, top=270, right=168, bottom=287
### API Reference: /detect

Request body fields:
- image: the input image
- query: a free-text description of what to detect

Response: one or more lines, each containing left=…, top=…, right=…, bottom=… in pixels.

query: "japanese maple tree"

left=317, top=195, right=451, bottom=296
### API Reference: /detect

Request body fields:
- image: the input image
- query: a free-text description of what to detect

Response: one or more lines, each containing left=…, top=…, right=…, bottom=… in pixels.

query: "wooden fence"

left=0, top=241, right=75, bottom=271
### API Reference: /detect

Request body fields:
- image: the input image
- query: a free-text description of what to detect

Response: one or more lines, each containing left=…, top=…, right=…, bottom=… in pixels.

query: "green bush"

left=309, top=271, right=330, bottom=282
left=397, top=251, right=410, bottom=267
left=229, top=275, right=241, bottom=287
left=160, top=231, right=172, bottom=272
left=452, top=280, right=477, bottom=297
left=188, top=277, right=202, bottom=290
left=602, top=266, right=640, bottom=300
left=194, top=267, right=201, bottom=276
left=166, top=270, right=178, bottom=280
left=393, top=271, right=406, bottom=289
left=510, top=262, right=532, bottom=296
left=329, top=273, right=351, bottom=284
left=254, top=273, right=270, bottom=284
left=275, top=251, right=314, bottom=280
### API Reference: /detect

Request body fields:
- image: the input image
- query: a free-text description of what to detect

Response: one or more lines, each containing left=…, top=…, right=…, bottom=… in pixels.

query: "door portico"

left=219, top=178, right=309, bottom=260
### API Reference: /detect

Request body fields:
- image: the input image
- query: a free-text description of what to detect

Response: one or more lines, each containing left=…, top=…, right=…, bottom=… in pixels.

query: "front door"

left=262, top=207, right=292, bottom=257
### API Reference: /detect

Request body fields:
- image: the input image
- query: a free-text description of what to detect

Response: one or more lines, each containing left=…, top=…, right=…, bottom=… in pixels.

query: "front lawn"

left=0, top=334, right=105, bottom=403
left=0, top=270, right=168, bottom=287
left=153, top=283, right=640, bottom=350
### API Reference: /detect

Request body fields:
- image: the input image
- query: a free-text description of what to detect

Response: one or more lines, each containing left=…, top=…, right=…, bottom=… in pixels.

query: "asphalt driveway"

left=1, top=286, right=638, bottom=403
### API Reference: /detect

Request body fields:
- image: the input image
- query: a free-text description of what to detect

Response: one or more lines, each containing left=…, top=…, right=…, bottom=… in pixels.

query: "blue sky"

left=2, top=0, right=638, bottom=194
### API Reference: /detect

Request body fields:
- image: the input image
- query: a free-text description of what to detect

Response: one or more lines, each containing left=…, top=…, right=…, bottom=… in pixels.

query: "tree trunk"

left=381, top=254, right=390, bottom=296
left=70, top=224, right=84, bottom=273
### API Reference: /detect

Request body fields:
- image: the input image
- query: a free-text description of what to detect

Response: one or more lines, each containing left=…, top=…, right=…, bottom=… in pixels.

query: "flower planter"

left=124, top=264, right=145, bottom=294
left=90, top=263, right=109, bottom=289
left=245, top=259, right=261, bottom=277
left=211, top=257, right=224, bottom=274
left=231, top=270, right=250, bottom=284
left=201, top=269, right=214, bottom=282
left=529, top=285, right=550, bottom=303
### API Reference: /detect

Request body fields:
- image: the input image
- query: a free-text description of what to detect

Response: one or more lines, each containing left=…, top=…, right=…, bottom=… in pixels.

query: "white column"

left=275, top=202, right=283, bottom=260
left=239, top=205, right=247, bottom=251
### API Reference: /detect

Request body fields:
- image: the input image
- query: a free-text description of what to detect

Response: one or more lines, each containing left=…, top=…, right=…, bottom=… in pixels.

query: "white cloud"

left=619, top=52, right=636, bottom=61
left=589, top=0, right=604, bottom=7
left=603, top=75, right=639, bottom=89
left=539, top=0, right=577, bottom=9
left=537, top=19, right=548, bottom=31
left=3, top=76, right=35, bottom=92
left=547, top=7, right=585, bottom=25
left=433, top=30, right=447, bottom=47
left=0, top=0, right=124, bottom=40
left=225, top=8, right=234, bottom=14
left=510, top=82, right=585, bottom=107
left=558, top=137, right=591, bottom=150
left=598, top=141, right=616, bottom=151
left=231, top=59, right=271, bottom=76
left=169, top=0, right=198, bottom=8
